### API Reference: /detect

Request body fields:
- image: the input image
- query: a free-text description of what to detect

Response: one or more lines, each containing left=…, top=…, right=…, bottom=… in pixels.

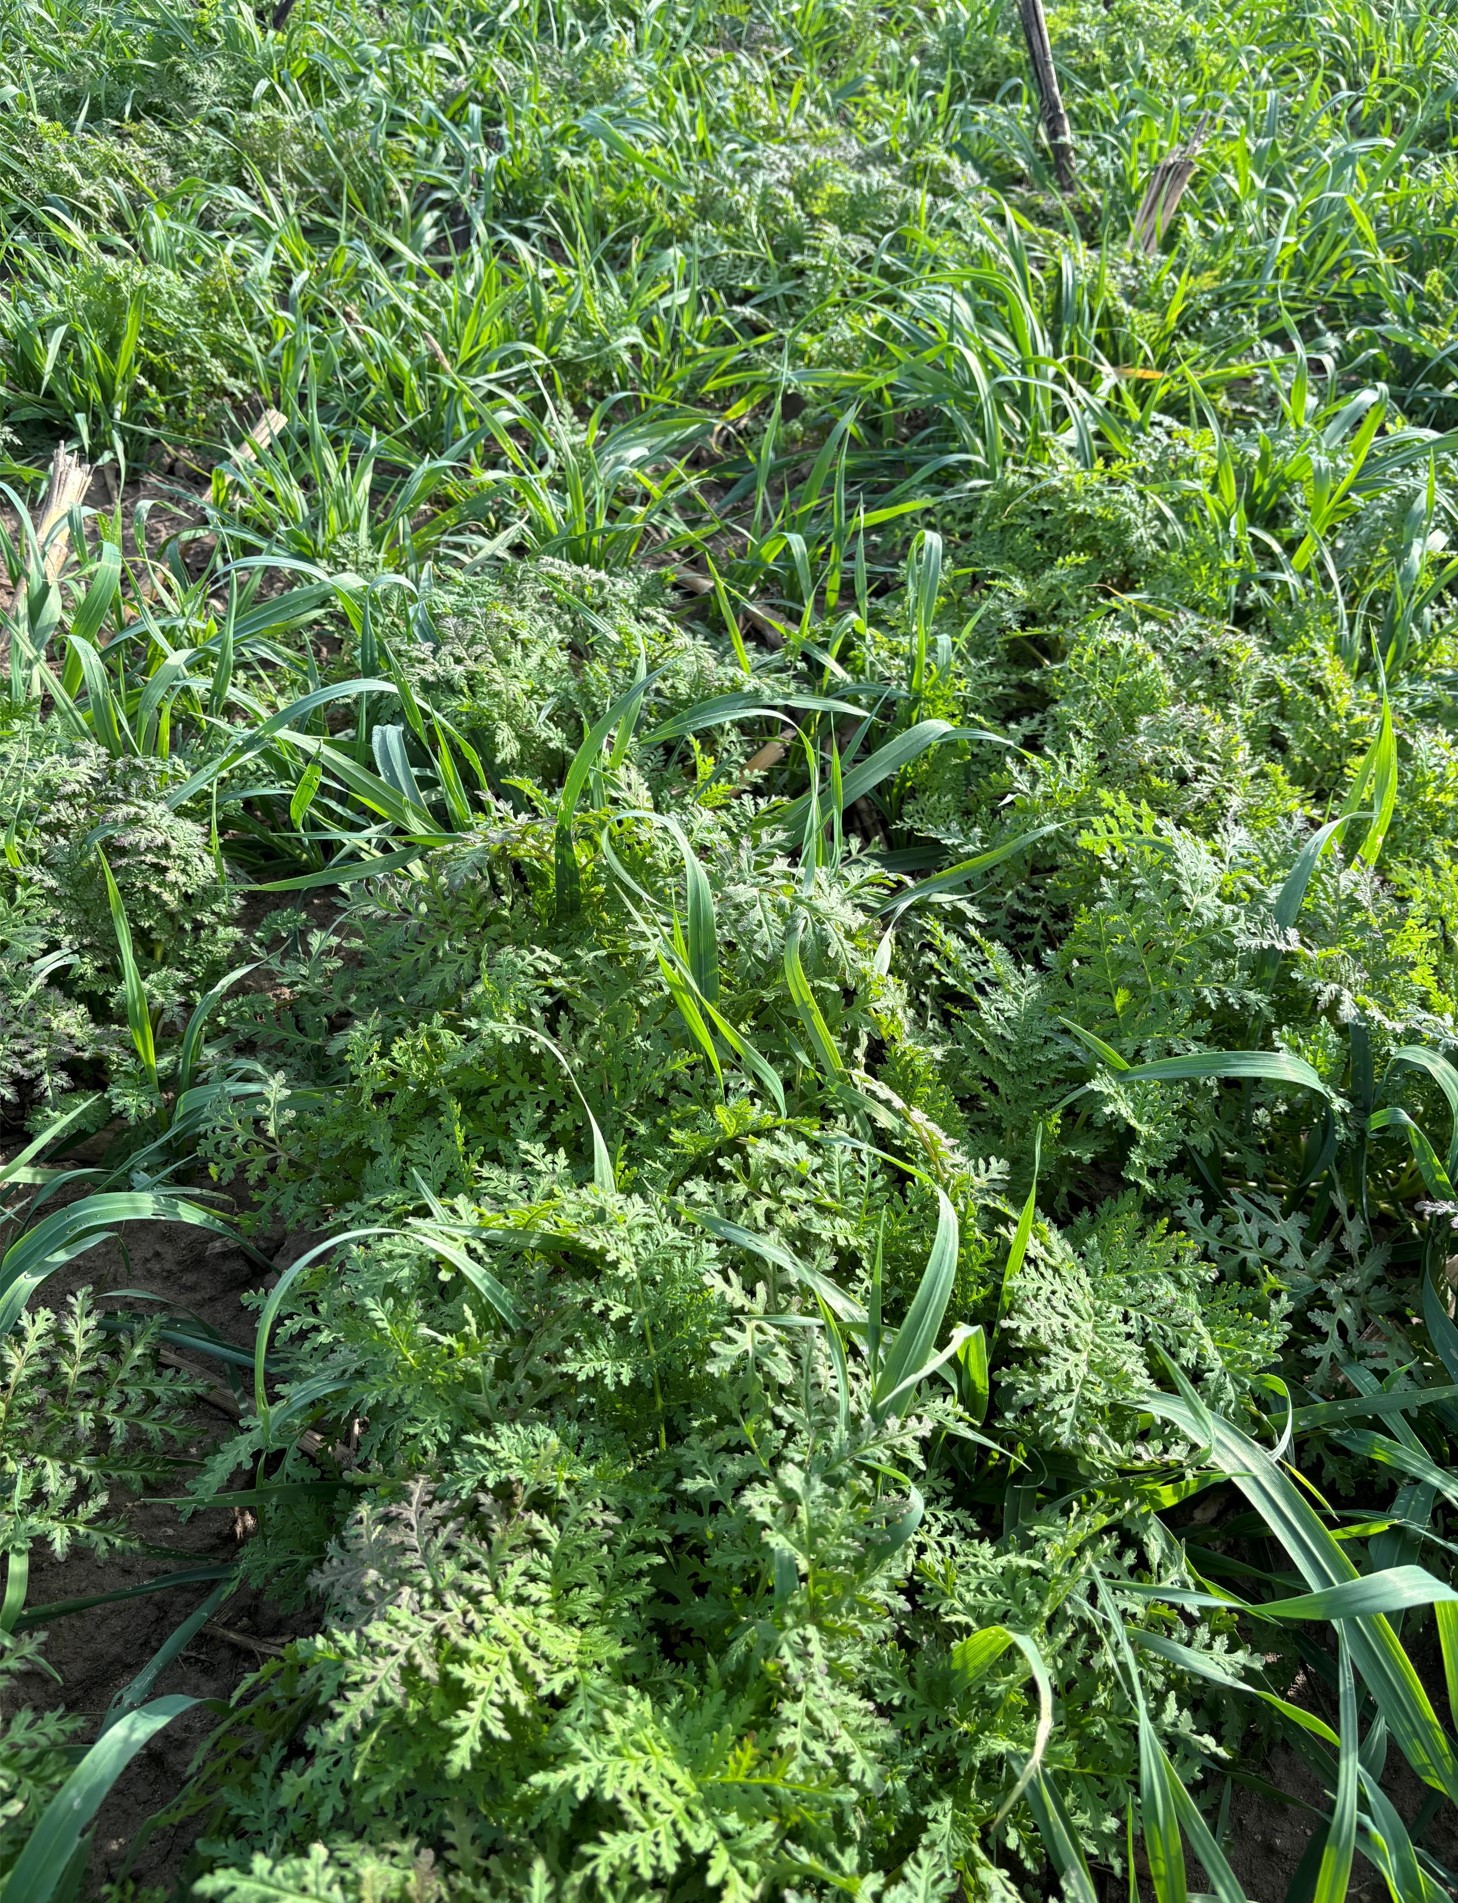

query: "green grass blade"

left=3, top=1696, right=199, bottom=1903
left=871, top=1188, right=958, bottom=1420
left=1, top=1547, right=28, bottom=1635
left=997, top=1126, right=1042, bottom=1326
left=68, top=540, right=120, bottom=647
left=879, top=824, right=1062, bottom=916
left=412, top=1226, right=524, bottom=1331
left=97, top=852, right=156, bottom=1089
left=784, top=913, right=846, bottom=1078
left=1255, top=812, right=1367, bottom=981
left=1368, top=1108, right=1455, bottom=1200
left=1129, top=1627, right=1339, bottom=1746
left=1026, top=1772, right=1099, bottom=1903
left=682, top=837, right=720, bottom=1003
left=101, top=1580, right=234, bottom=1736
left=1256, top=1565, right=1458, bottom=1621
left=1139, top=1706, right=1187, bottom=1903
left=0, top=1192, right=236, bottom=1337
left=682, top=1208, right=864, bottom=1324
left=951, top=1625, right=1053, bottom=1827
left=554, top=671, right=661, bottom=919
left=1119, top=1050, right=1330, bottom=1092
left=1143, top=1389, right=1458, bottom=1803
left=177, top=963, right=257, bottom=1098
left=1356, top=1766, right=1446, bottom=1903
left=1315, top=1635, right=1358, bottom=1903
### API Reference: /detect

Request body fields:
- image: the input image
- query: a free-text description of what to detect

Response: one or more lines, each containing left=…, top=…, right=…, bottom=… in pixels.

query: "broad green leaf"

left=98, top=852, right=156, bottom=1089
left=872, top=1189, right=958, bottom=1420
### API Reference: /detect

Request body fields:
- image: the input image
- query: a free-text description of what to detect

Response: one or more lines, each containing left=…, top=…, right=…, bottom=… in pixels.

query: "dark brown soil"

left=1218, top=1662, right=1458, bottom=1901
left=15, top=1208, right=311, bottom=1894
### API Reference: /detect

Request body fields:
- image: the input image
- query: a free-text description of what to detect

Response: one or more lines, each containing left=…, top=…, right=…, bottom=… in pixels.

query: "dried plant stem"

left=1016, top=0, right=1077, bottom=196
left=1134, top=120, right=1212, bottom=251
left=216, top=406, right=288, bottom=489
left=0, top=443, right=93, bottom=674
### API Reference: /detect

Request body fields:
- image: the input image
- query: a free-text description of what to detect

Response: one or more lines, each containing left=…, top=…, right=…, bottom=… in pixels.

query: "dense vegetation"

left=2, top=0, right=1458, bottom=1893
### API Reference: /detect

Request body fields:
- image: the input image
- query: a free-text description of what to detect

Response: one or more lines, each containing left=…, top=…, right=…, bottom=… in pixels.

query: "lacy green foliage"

left=196, top=1283, right=1231, bottom=1896
left=0, top=1650, right=84, bottom=1880
left=2, top=0, right=1458, bottom=1891
left=0, top=722, right=239, bottom=1124
left=404, top=561, right=724, bottom=785
left=0, top=1303, right=203, bottom=1876
left=0, top=1293, right=202, bottom=1565
left=168, top=427, right=1458, bottom=1890
left=154, top=399, right=1458, bottom=1890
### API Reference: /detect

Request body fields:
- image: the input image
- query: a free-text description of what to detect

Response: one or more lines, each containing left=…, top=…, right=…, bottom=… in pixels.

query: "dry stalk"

left=671, top=566, right=787, bottom=648
left=0, top=443, right=94, bottom=673
left=212, top=1625, right=287, bottom=1659
left=1133, top=119, right=1212, bottom=252
left=215, top=407, right=288, bottom=489
left=1015, top=0, right=1077, bottom=197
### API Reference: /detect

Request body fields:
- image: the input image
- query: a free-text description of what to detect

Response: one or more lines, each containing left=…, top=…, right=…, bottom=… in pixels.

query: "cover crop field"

left=3, top=0, right=1458, bottom=1894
